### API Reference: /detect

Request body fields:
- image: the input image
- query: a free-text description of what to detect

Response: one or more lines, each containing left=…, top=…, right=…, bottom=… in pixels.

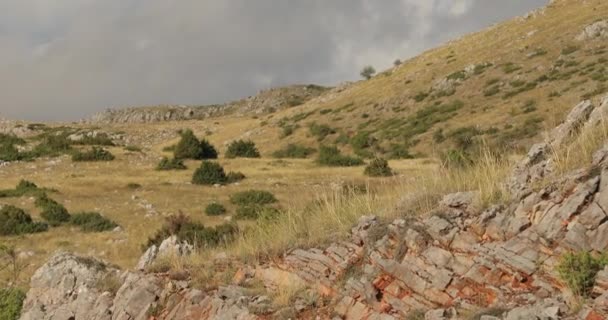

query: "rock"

left=136, top=236, right=193, bottom=271
left=576, top=20, right=608, bottom=41
left=440, top=191, right=477, bottom=210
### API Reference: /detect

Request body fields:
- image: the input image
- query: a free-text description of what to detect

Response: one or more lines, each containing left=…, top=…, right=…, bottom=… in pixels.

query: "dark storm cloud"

left=0, top=0, right=547, bottom=121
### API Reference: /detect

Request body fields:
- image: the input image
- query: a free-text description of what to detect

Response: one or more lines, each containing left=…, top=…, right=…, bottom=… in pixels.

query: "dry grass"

left=552, top=118, right=608, bottom=176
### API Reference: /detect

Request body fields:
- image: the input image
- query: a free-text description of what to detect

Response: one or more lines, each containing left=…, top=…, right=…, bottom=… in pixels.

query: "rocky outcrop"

left=88, top=85, right=329, bottom=124
left=576, top=20, right=608, bottom=41
left=136, top=236, right=194, bottom=271
left=20, top=95, right=608, bottom=319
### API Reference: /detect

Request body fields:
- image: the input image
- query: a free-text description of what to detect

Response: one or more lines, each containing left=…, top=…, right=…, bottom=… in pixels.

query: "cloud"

left=0, top=0, right=547, bottom=121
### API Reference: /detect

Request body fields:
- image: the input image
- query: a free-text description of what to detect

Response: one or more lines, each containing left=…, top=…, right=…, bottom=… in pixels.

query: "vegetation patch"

left=308, top=123, right=336, bottom=141
left=70, top=212, right=119, bottom=232
left=364, top=158, right=394, bottom=177
left=0, top=288, right=26, bottom=320
left=0, top=180, right=47, bottom=198
left=272, top=144, right=315, bottom=159
left=557, top=251, right=608, bottom=297
left=205, top=203, right=227, bottom=216
left=145, top=213, right=238, bottom=249
left=72, top=147, right=115, bottom=162
left=192, top=161, right=229, bottom=185
left=156, top=157, right=187, bottom=170
left=225, top=140, right=261, bottom=158
left=174, top=129, right=218, bottom=160
left=0, top=205, right=48, bottom=236
left=317, top=146, right=364, bottom=167
left=230, top=190, right=278, bottom=206
left=35, top=194, right=71, bottom=226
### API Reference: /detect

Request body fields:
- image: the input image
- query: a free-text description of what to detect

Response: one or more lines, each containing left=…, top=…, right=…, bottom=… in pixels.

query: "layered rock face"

left=19, top=95, right=608, bottom=319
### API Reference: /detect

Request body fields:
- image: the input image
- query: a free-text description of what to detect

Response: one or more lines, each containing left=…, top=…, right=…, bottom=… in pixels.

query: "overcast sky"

left=0, top=0, right=548, bottom=121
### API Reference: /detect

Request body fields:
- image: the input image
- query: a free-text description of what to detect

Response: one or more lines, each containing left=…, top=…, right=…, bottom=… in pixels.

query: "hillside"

left=81, top=0, right=608, bottom=160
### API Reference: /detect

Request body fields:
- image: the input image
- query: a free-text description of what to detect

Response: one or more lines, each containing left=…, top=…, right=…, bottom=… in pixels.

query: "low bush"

left=174, top=129, right=218, bottom=160
left=0, top=180, right=46, bottom=198
left=205, top=203, right=227, bottom=216
left=72, top=147, right=115, bottom=162
left=225, top=140, right=260, bottom=158
left=309, top=123, right=336, bottom=141
left=126, top=183, right=142, bottom=190
left=35, top=194, right=71, bottom=226
left=192, top=161, right=227, bottom=185
left=145, top=213, right=238, bottom=249
left=70, top=212, right=119, bottom=232
left=317, top=146, right=364, bottom=167
left=230, top=190, right=278, bottom=206
left=234, top=205, right=280, bottom=220
left=557, top=251, right=608, bottom=297
left=364, top=158, right=394, bottom=177
left=0, top=205, right=48, bottom=236
left=124, top=145, right=142, bottom=152
left=272, top=144, right=315, bottom=159
left=156, top=157, right=187, bottom=170
left=0, top=288, right=26, bottom=320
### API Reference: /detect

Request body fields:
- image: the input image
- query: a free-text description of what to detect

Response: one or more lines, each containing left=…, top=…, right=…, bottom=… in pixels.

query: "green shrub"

left=156, top=157, right=187, bottom=170
left=225, top=140, right=260, bottom=158
left=309, top=123, right=336, bottom=141
left=174, top=129, right=218, bottom=160
left=557, top=251, right=608, bottom=297
left=32, top=134, right=72, bottom=157
left=350, top=131, right=377, bottom=158
left=70, top=212, right=119, bottom=232
left=230, top=190, right=278, bottom=206
left=234, top=205, right=280, bottom=220
left=72, top=133, right=115, bottom=146
left=35, top=194, right=71, bottom=226
left=317, top=146, right=364, bottom=167
left=72, top=147, right=115, bottom=162
left=205, top=203, right=227, bottom=216
left=364, top=158, right=394, bottom=177
left=0, top=288, right=26, bottom=320
left=145, top=213, right=238, bottom=249
left=387, top=143, right=414, bottom=160
left=124, top=145, right=142, bottom=152
left=192, top=161, right=227, bottom=185
left=360, top=66, right=376, bottom=80
left=272, top=144, right=315, bottom=158
left=0, top=180, right=46, bottom=198
left=0, top=205, right=48, bottom=236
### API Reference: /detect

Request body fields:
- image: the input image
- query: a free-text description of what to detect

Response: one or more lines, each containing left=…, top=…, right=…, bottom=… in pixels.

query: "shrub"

left=156, top=157, right=187, bottom=170
left=72, top=133, right=115, bottom=146
left=126, top=183, right=142, bottom=190
left=234, top=205, right=280, bottom=220
left=309, top=123, right=336, bottom=141
left=70, top=212, right=118, bottom=232
left=317, top=146, right=364, bottom=167
left=225, top=140, right=260, bottom=158
left=0, top=180, right=46, bottom=198
left=360, top=66, right=376, bottom=80
left=0, top=288, right=26, bottom=320
left=35, top=194, right=71, bottom=226
left=72, top=147, right=115, bottom=162
left=387, top=143, right=414, bottom=160
left=192, top=161, right=227, bottom=185
left=557, top=251, right=608, bottom=297
left=230, top=190, right=278, bottom=206
left=124, top=145, right=142, bottom=152
left=272, top=144, right=315, bottom=159
left=174, top=129, right=218, bottom=160
left=205, top=203, right=227, bottom=216
left=145, top=213, right=238, bottom=249
left=0, top=205, right=48, bottom=236
left=364, top=158, right=394, bottom=177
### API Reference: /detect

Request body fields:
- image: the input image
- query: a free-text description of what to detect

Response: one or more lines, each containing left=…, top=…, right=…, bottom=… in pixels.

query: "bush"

left=0, top=205, right=48, bottom=236
left=360, top=66, right=376, bottom=80
left=230, top=190, right=278, bottom=206
left=156, top=157, right=187, bottom=170
left=309, top=123, right=336, bottom=141
left=557, top=251, right=608, bottom=297
left=0, top=288, right=26, bottom=320
left=145, top=213, right=238, bottom=249
left=205, top=203, right=227, bottom=216
left=72, top=147, right=115, bottom=162
left=35, top=194, right=71, bottom=226
left=174, top=129, right=218, bottom=160
left=0, top=180, right=46, bottom=198
left=364, top=158, right=394, bottom=177
left=272, top=144, right=315, bottom=159
left=225, top=140, right=260, bottom=158
left=70, top=212, right=118, bottom=232
left=317, top=145, right=364, bottom=167
left=192, top=161, right=227, bottom=185
left=234, top=205, right=280, bottom=220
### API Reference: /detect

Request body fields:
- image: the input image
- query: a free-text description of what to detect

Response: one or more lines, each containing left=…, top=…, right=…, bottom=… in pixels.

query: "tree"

left=174, top=129, right=218, bottom=160
left=360, top=66, right=376, bottom=80
left=393, top=59, right=402, bottom=66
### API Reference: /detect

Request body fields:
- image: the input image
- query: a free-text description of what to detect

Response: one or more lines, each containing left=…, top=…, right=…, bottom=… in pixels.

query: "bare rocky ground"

left=16, top=95, right=608, bottom=319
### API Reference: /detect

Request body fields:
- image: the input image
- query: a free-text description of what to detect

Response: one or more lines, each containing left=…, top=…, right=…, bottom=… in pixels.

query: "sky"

left=0, top=0, right=548, bottom=121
